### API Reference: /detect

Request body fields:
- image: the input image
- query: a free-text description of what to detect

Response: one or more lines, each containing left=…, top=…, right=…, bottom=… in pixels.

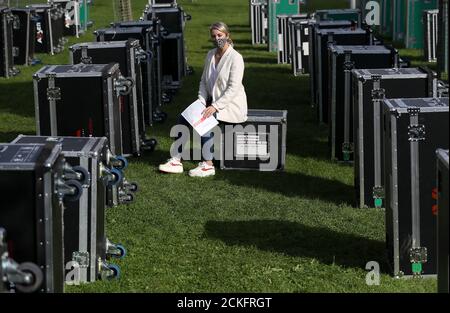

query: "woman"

left=159, top=22, right=248, bottom=177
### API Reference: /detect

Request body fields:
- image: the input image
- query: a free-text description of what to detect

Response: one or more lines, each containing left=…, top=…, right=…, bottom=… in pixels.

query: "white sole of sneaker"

left=159, top=166, right=183, bottom=174
left=188, top=171, right=215, bottom=177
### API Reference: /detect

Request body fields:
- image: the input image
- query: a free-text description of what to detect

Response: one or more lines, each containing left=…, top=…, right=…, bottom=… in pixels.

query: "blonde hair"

left=210, top=22, right=234, bottom=46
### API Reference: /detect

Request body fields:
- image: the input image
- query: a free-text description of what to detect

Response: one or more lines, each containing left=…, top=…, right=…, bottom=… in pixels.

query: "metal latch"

left=342, top=142, right=354, bottom=161
left=372, top=186, right=385, bottom=208
left=114, top=76, right=134, bottom=96
left=407, top=107, right=421, bottom=116
left=408, top=124, right=426, bottom=142
left=11, top=15, right=21, bottom=30
left=72, top=251, right=90, bottom=268
left=46, top=74, right=61, bottom=101
left=80, top=46, right=92, bottom=64
left=409, top=247, right=427, bottom=276
left=12, top=47, right=20, bottom=57
left=135, top=48, right=150, bottom=63
left=371, top=88, right=385, bottom=100
left=343, top=60, right=354, bottom=72
left=47, top=87, right=61, bottom=101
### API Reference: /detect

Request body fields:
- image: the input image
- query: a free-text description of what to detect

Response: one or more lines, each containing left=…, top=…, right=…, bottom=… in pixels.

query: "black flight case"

left=1, top=6, right=18, bottom=78
left=95, top=24, right=167, bottom=125
left=26, top=3, right=65, bottom=55
left=308, top=20, right=354, bottom=107
left=220, top=110, right=287, bottom=172
left=436, top=148, right=449, bottom=293
left=11, top=135, right=130, bottom=283
left=328, top=44, right=398, bottom=162
left=0, top=142, right=85, bottom=292
left=70, top=40, right=157, bottom=155
left=352, top=67, right=437, bottom=209
left=10, top=8, right=38, bottom=66
left=33, top=63, right=130, bottom=156
left=382, top=97, right=449, bottom=278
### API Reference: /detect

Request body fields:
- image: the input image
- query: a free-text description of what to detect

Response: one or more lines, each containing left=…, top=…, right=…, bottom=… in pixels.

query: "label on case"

left=235, top=133, right=269, bottom=158
left=302, top=42, right=309, bottom=55
left=11, top=146, right=40, bottom=163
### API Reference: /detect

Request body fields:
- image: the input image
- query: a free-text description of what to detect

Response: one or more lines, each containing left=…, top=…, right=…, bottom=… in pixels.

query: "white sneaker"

left=188, top=162, right=215, bottom=177
left=159, top=157, right=184, bottom=174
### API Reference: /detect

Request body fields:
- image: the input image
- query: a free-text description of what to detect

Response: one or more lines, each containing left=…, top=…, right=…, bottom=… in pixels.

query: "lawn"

left=0, top=0, right=439, bottom=292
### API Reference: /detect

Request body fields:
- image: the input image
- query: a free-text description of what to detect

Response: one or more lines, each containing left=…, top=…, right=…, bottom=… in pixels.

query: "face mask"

left=214, top=37, right=227, bottom=49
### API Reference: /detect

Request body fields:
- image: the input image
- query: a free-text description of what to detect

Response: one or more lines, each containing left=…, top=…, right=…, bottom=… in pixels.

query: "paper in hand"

left=181, top=100, right=219, bottom=136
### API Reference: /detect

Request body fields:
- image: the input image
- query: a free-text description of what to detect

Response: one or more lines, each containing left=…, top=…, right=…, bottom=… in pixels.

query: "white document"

left=181, top=100, right=219, bottom=137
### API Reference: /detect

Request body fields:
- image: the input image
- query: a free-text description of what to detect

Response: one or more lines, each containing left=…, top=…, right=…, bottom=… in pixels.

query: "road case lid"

left=26, top=4, right=53, bottom=9
left=70, top=39, right=140, bottom=51
left=313, top=20, right=353, bottom=28
left=0, top=143, right=61, bottom=170
left=315, top=8, right=361, bottom=15
left=383, top=97, right=449, bottom=114
left=34, top=63, right=120, bottom=78
left=330, top=45, right=391, bottom=54
left=352, top=67, right=433, bottom=80
left=95, top=27, right=148, bottom=36
left=111, top=21, right=155, bottom=31
left=11, top=135, right=108, bottom=156
left=286, top=13, right=309, bottom=20
left=316, top=27, right=367, bottom=35
left=246, top=110, right=288, bottom=123
left=436, top=149, right=449, bottom=169
left=10, top=8, right=36, bottom=13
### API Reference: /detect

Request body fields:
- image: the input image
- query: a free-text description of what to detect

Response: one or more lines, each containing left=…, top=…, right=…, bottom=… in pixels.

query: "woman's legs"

left=201, top=129, right=215, bottom=165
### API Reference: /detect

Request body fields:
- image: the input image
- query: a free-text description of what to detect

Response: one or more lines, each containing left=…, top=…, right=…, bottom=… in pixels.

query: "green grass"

left=0, top=0, right=439, bottom=293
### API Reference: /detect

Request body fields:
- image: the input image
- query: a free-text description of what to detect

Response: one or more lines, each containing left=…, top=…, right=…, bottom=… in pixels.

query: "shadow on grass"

left=215, top=170, right=354, bottom=206
left=203, top=219, right=387, bottom=271
left=0, top=131, right=35, bottom=143
left=0, top=81, right=35, bottom=118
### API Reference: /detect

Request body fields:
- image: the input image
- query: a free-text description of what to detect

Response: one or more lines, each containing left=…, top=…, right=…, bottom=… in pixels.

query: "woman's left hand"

left=202, top=106, right=217, bottom=119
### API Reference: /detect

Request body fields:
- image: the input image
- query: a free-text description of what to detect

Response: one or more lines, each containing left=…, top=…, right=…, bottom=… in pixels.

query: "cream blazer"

left=198, top=46, right=248, bottom=123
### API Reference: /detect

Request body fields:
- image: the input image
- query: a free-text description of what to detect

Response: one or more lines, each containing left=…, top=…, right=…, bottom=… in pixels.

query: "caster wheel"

left=72, top=166, right=89, bottom=185
left=109, top=168, right=123, bottom=186
left=112, top=155, right=128, bottom=170
left=64, top=180, right=83, bottom=202
left=106, top=264, right=121, bottom=280
left=143, top=138, right=158, bottom=152
left=113, top=244, right=127, bottom=259
left=119, top=193, right=134, bottom=204
left=125, top=182, right=138, bottom=193
left=15, top=262, right=43, bottom=293
left=186, top=66, right=194, bottom=75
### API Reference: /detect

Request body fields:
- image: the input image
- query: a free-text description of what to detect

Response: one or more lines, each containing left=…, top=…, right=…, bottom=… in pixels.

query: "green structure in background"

left=380, top=0, right=392, bottom=37
left=392, top=0, right=407, bottom=43
left=79, top=0, right=92, bottom=31
left=405, top=0, right=438, bottom=49
left=268, top=0, right=301, bottom=52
